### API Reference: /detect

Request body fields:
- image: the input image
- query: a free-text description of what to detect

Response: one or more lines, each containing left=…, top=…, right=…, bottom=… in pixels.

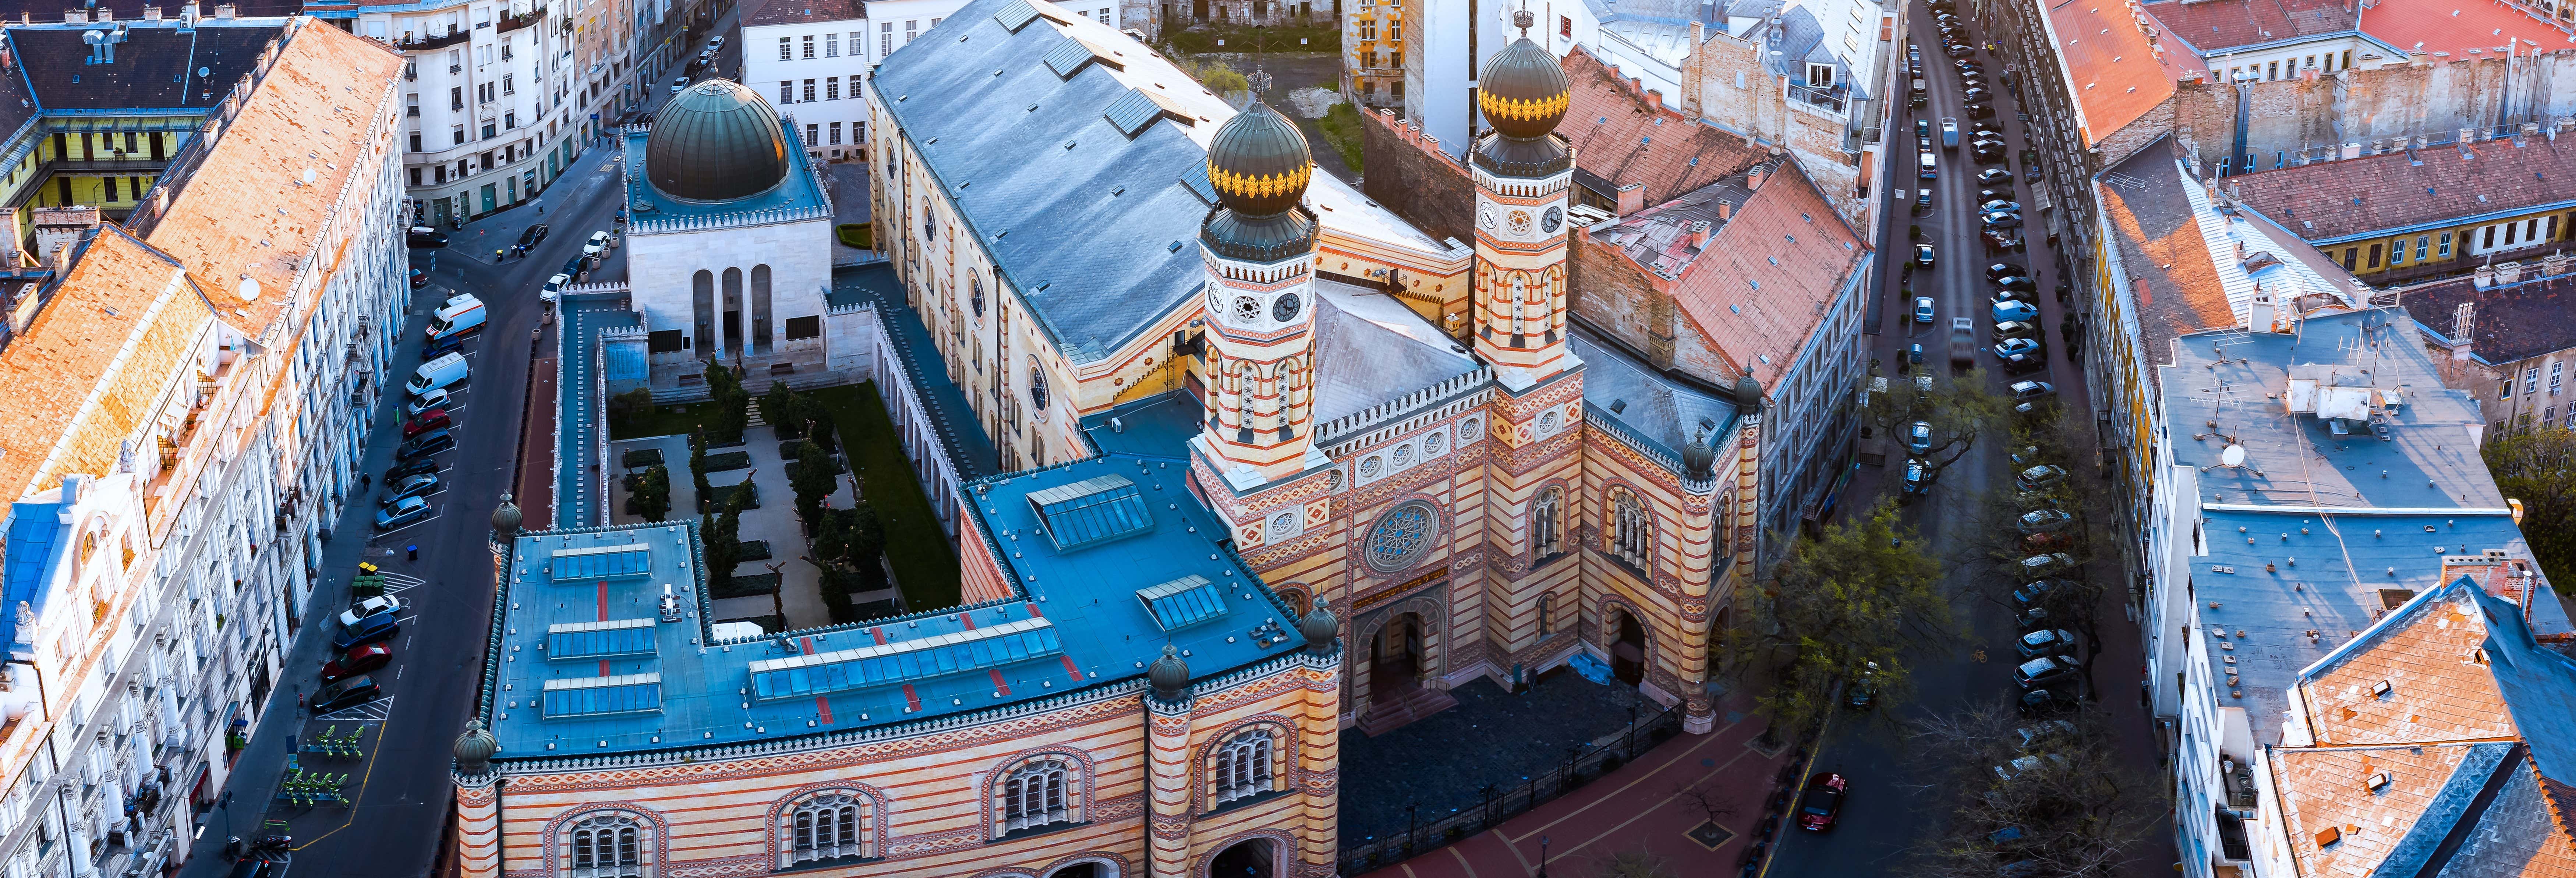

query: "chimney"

left=2453, top=301, right=2477, bottom=359
left=1616, top=182, right=1646, bottom=215
left=1718, top=201, right=1733, bottom=220
left=1687, top=220, right=1713, bottom=248
left=213, top=4, right=234, bottom=18
left=62, top=9, right=83, bottom=23
left=1646, top=90, right=1662, bottom=112
left=2247, top=291, right=2277, bottom=333
left=1747, top=166, right=1766, bottom=189
left=2497, top=260, right=2524, bottom=285
left=2475, top=265, right=2498, bottom=289
left=142, top=6, right=159, bottom=20
left=95, top=8, right=110, bottom=21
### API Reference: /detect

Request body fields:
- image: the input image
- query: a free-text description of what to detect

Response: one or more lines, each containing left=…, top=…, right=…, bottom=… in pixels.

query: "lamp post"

left=1536, top=835, right=1551, bottom=878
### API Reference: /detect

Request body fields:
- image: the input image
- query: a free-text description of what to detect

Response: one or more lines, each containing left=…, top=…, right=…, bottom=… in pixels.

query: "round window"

left=1270, top=511, right=1300, bottom=540
left=1234, top=295, right=1262, bottom=324
left=1364, top=500, right=1440, bottom=573
left=1273, top=292, right=1302, bottom=322
left=1392, top=444, right=1414, bottom=467
left=1029, top=363, right=1050, bottom=412
left=1507, top=209, right=1533, bottom=236
left=1325, top=470, right=1345, bottom=491
left=1538, top=411, right=1560, bottom=434
left=1425, top=431, right=1446, bottom=454
left=1359, top=456, right=1383, bottom=479
left=1463, top=417, right=1482, bottom=439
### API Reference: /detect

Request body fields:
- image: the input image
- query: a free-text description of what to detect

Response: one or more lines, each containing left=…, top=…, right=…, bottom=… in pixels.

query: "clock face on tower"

left=1273, top=292, right=1302, bottom=322
left=1542, top=206, right=1564, bottom=234
left=1478, top=206, right=1497, bottom=230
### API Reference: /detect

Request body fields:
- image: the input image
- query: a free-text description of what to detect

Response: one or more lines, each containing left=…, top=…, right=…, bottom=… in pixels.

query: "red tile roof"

left=2049, top=0, right=2187, bottom=148
left=2360, top=0, right=2576, bottom=62
left=2139, top=0, right=2353, bottom=54
left=1669, top=160, right=1868, bottom=390
left=0, top=229, right=217, bottom=498
left=1557, top=45, right=1766, bottom=209
left=2227, top=135, right=2576, bottom=243
left=2096, top=139, right=2236, bottom=367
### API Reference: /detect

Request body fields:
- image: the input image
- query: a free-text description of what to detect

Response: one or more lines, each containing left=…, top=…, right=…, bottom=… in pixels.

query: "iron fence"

left=1334, top=703, right=1684, bottom=875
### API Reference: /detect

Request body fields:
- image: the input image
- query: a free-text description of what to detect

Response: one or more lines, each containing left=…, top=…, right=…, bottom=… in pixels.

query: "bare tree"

left=1723, top=499, right=1957, bottom=740
left=1855, top=367, right=2013, bottom=489
left=1904, top=701, right=2167, bottom=878
left=1584, top=842, right=1677, bottom=878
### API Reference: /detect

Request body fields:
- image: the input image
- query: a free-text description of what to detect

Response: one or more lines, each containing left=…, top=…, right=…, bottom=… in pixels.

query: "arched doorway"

left=1372, top=612, right=1425, bottom=693
left=1047, top=863, right=1105, bottom=878
left=1610, top=609, right=1646, bottom=685
left=1208, top=838, right=1274, bottom=878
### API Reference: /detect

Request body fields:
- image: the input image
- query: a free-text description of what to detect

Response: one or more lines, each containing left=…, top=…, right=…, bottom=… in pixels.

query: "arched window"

left=998, top=757, right=1076, bottom=835
left=970, top=271, right=986, bottom=317
left=1539, top=592, right=1554, bottom=635
left=781, top=792, right=871, bottom=866
left=1532, top=486, right=1563, bottom=557
left=563, top=813, right=646, bottom=878
left=1211, top=729, right=1278, bottom=807
left=1029, top=356, right=1050, bottom=413
left=1610, top=490, right=1651, bottom=570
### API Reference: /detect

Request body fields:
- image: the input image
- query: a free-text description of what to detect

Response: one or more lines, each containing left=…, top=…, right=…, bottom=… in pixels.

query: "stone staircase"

left=1356, top=683, right=1458, bottom=737
left=648, top=368, right=856, bottom=405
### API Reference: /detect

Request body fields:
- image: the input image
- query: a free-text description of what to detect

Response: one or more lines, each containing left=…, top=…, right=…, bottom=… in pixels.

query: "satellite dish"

left=301, top=168, right=317, bottom=185
left=2222, top=445, right=2246, bottom=467
left=235, top=277, right=260, bottom=302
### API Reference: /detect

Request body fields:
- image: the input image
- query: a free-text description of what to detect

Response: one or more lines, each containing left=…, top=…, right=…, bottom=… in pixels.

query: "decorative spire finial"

left=1514, top=1, right=1533, bottom=36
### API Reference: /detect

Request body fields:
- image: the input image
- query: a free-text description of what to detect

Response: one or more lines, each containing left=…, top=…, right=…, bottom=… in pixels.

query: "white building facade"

left=326, top=0, right=584, bottom=223
left=743, top=0, right=1121, bottom=161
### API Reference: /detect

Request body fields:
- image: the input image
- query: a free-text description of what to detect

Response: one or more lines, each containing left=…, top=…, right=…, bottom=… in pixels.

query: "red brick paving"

left=516, top=357, right=556, bottom=530
left=1359, top=690, right=1790, bottom=878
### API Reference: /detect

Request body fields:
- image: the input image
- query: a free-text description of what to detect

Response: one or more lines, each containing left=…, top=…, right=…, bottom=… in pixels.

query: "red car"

left=320, top=643, right=392, bottom=684
left=1797, top=772, right=1848, bottom=831
left=402, top=408, right=452, bottom=437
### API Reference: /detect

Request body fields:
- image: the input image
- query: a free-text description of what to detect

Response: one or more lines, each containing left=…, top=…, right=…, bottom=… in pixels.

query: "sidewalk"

left=1357, top=689, right=1787, bottom=878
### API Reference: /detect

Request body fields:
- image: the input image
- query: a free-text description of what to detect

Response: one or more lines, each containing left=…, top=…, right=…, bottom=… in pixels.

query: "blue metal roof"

left=485, top=452, right=1303, bottom=758
left=1570, top=328, right=1741, bottom=467
left=1079, top=392, right=1202, bottom=460
left=555, top=296, right=641, bottom=528
left=0, top=502, right=63, bottom=655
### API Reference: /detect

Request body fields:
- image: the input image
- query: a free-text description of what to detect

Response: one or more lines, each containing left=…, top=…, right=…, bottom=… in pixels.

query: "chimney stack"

left=1616, top=182, right=1646, bottom=215
left=1687, top=220, right=1713, bottom=248
left=1718, top=201, right=1733, bottom=220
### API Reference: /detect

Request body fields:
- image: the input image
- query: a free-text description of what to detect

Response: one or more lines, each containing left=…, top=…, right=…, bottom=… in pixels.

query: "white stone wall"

left=626, top=216, right=834, bottom=362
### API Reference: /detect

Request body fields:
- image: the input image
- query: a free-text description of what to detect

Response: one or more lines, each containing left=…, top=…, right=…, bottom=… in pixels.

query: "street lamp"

left=1536, top=835, right=1551, bottom=878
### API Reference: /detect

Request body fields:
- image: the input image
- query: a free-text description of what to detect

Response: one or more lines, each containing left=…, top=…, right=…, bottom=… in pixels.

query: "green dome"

left=1205, top=101, right=1312, bottom=217
left=647, top=79, right=790, bottom=202
left=1478, top=34, right=1571, bottom=140
left=1149, top=644, right=1190, bottom=700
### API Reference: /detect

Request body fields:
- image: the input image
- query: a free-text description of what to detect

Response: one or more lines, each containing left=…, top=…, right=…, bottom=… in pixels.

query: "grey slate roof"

left=1571, top=324, right=1740, bottom=466
left=1309, top=278, right=1479, bottom=425
left=869, top=0, right=1224, bottom=365
left=10, top=22, right=282, bottom=111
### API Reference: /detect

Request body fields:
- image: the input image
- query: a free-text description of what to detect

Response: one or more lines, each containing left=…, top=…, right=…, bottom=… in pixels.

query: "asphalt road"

left=173, top=29, right=707, bottom=877
left=1762, top=4, right=2175, bottom=875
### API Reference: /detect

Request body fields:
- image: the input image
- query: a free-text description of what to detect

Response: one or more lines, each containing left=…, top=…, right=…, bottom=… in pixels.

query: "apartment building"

left=0, top=17, right=405, bottom=878
left=1341, top=0, right=1399, bottom=108
left=2403, top=259, right=2576, bottom=435
left=740, top=0, right=1118, bottom=161
left=314, top=0, right=569, bottom=223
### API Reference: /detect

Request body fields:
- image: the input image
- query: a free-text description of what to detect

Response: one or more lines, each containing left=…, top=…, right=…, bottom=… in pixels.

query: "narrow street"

left=173, top=23, right=723, bottom=876
left=1763, top=3, right=2175, bottom=874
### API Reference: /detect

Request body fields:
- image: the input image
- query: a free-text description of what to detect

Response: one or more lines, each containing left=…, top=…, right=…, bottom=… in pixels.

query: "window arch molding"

left=764, top=782, right=890, bottom=868
left=1602, top=484, right=1655, bottom=574
left=1194, top=716, right=1296, bottom=812
left=983, top=747, right=1096, bottom=839
left=1530, top=481, right=1569, bottom=561
left=541, top=804, right=666, bottom=878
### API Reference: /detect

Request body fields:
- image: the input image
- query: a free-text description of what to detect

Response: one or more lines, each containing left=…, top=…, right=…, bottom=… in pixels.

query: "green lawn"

left=808, top=383, right=963, bottom=611
left=609, top=401, right=715, bottom=440
left=1316, top=102, right=1365, bottom=172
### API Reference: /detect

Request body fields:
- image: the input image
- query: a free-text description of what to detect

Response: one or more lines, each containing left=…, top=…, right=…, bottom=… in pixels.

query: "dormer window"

left=1806, top=63, right=1835, bottom=89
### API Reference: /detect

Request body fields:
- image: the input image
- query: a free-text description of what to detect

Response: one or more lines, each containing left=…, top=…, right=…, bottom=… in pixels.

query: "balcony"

left=496, top=5, right=546, bottom=33
left=395, top=27, right=471, bottom=52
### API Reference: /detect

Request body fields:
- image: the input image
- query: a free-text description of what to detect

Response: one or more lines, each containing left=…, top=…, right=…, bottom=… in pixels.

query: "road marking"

left=1444, top=845, right=1480, bottom=878
left=1548, top=741, right=1759, bottom=862
left=1505, top=716, right=1742, bottom=843
left=312, top=695, right=393, bottom=722
left=366, top=509, right=442, bottom=539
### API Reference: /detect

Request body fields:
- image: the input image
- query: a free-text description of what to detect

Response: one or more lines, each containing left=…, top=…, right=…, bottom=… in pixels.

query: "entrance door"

left=1373, top=613, right=1422, bottom=692
left=1209, top=838, right=1273, bottom=878
left=480, top=183, right=496, bottom=215
left=1192, top=0, right=1207, bottom=19
left=1610, top=610, right=1645, bottom=685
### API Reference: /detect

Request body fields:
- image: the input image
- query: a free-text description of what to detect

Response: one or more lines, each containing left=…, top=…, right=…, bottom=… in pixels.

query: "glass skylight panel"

left=748, top=617, right=1064, bottom=701
left=541, top=673, right=663, bottom=719
left=993, top=0, right=1041, bottom=31
left=1136, top=574, right=1229, bottom=630
left=546, top=618, right=658, bottom=661
left=551, top=544, right=651, bottom=581
left=1027, top=474, right=1154, bottom=551
left=1043, top=39, right=1095, bottom=79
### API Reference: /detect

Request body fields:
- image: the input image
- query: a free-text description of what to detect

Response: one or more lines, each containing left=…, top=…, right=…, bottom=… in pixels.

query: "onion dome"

left=1206, top=101, right=1313, bottom=217
left=1149, top=644, right=1190, bottom=700
left=490, top=493, right=522, bottom=535
left=646, top=79, right=790, bottom=202
left=1477, top=13, right=1571, bottom=141
left=1734, top=372, right=1765, bottom=412
left=1682, top=429, right=1717, bottom=479
left=1299, top=598, right=1339, bottom=653
left=453, top=719, right=498, bottom=772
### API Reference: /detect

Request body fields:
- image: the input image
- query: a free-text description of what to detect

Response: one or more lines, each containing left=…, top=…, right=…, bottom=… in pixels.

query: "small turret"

left=453, top=718, right=498, bottom=773
left=490, top=493, right=523, bottom=535
left=1149, top=644, right=1190, bottom=701
left=1299, top=598, right=1339, bottom=652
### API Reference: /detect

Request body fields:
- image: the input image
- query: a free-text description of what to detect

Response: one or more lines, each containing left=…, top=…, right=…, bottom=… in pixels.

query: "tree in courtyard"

left=811, top=503, right=885, bottom=571
left=704, top=360, right=749, bottom=443
left=759, top=381, right=803, bottom=439
left=789, top=393, right=839, bottom=452
left=1856, top=367, right=2012, bottom=488
left=1583, top=843, right=1677, bottom=878
left=606, top=387, right=656, bottom=426
left=1904, top=701, right=2168, bottom=878
left=2484, top=426, right=2576, bottom=587
left=1722, top=498, right=1954, bottom=740
left=688, top=428, right=713, bottom=512
left=789, top=439, right=840, bottom=526
left=701, top=491, right=746, bottom=588
left=1176, top=57, right=1249, bottom=93
left=630, top=464, right=671, bottom=522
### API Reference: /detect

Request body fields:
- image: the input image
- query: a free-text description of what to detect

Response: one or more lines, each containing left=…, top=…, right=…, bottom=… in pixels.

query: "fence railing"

left=1335, top=703, right=1684, bottom=875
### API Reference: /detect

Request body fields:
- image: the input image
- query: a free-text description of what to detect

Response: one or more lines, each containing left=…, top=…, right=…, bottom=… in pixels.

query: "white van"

left=427, top=297, right=485, bottom=341
left=409, top=352, right=468, bottom=396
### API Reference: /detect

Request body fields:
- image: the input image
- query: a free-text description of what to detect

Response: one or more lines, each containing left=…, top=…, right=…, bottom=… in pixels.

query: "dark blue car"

left=332, top=612, right=399, bottom=651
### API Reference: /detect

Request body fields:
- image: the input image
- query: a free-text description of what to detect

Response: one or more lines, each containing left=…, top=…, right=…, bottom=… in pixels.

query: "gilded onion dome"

left=1205, top=101, right=1313, bottom=217
left=1477, top=12, right=1572, bottom=141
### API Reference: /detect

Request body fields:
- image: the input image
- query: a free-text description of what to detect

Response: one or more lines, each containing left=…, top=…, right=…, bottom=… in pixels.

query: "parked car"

left=1994, top=320, right=2040, bottom=339
left=1797, top=773, right=1849, bottom=831
left=385, top=457, right=440, bottom=482
left=1986, top=262, right=2025, bottom=280
left=542, top=273, right=570, bottom=303
left=406, top=226, right=449, bottom=248
left=2017, top=687, right=2077, bottom=715
left=2020, top=553, right=2078, bottom=578
left=2016, top=628, right=2078, bottom=660
left=2014, top=579, right=2072, bottom=607
left=1915, top=244, right=1936, bottom=267
left=1980, top=199, right=2021, bottom=214
left=2016, top=464, right=2068, bottom=491
left=1906, top=421, right=1934, bottom=454
left=338, top=598, right=401, bottom=633
left=1848, top=661, right=1880, bottom=709
left=374, top=496, right=431, bottom=531
left=671, top=77, right=691, bottom=92
left=1999, top=351, right=2046, bottom=374
left=707, top=34, right=725, bottom=49
left=409, top=353, right=468, bottom=396
left=2013, top=605, right=2055, bottom=634
left=1975, top=188, right=2015, bottom=204
left=1966, top=101, right=1996, bottom=118
left=1906, top=343, right=1925, bottom=368
left=1962, top=87, right=1992, bottom=105
left=1993, top=338, right=2041, bottom=359
left=2015, top=720, right=2078, bottom=749
left=407, top=267, right=429, bottom=288
left=406, top=386, right=450, bottom=418
left=396, top=428, right=454, bottom=461
left=1913, top=297, right=1936, bottom=323
left=2013, top=656, right=2080, bottom=689
left=312, top=676, right=384, bottom=713
left=1902, top=457, right=1928, bottom=495
left=332, top=612, right=399, bottom=651
left=1992, top=300, right=2039, bottom=322
left=2022, top=532, right=2073, bottom=553
left=1977, top=167, right=2013, bottom=185
left=1985, top=231, right=2025, bottom=251
left=2017, top=509, right=2073, bottom=534
left=1982, top=213, right=2025, bottom=231
left=401, top=408, right=451, bottom=436
left=1992, top=753, right=2070, bottom=782
left=379, top=473, right=440, bottom=507
left=420, top=332, right=468, bottom=361
left=1995, top=275, right=2035, bottom=291
left=320, top=643, right=391, bottom=684
left=517, top=223, right=550, bottom=249
left=584, top=230, right=611, bottom=257
left=1916, top=187, right=1933, bottom=209
left=2009, top=379, right=2056, bottom=402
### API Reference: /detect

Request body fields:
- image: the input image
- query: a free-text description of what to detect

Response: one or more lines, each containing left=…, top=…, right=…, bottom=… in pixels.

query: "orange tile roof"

left=1557, top=45, right=1766, bottom=209
left=2138, top=0, right=2352, bottom=54
left=2273, top=742, right=2484, bottom=874
left=2095, top=139, right=2235, bottom=368
left=2359, top=0, right=2576, bottom=62
left=0, top=228, right=216, bottom=498
left=144, top=19, right=401, bottom=341
left=1669, top=160, right=1867, bottom=389
left=2296, top=585, right=2516, bottom=745
left=2048, top=0, right=2187, bottom=149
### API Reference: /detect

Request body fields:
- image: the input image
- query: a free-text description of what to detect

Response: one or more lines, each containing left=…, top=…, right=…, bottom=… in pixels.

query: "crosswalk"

left=312, top=695, right=394, bottom=723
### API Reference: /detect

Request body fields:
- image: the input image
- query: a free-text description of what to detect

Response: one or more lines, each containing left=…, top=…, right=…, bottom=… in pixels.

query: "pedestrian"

left=361, top=474, right=372, bottom=490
